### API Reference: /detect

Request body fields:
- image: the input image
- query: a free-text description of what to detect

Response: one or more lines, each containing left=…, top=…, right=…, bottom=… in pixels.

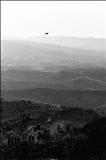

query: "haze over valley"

left=1, top=1, right=106, bottom=109
left=1, top=2, right=106, bottom=159
left=1, top=37, right=106, bottom=108
left=1, top=37, right=106, bottom=90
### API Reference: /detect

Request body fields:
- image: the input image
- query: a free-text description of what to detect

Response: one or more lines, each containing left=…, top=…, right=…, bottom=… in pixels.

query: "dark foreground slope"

left=2, top=89, right=106, bottom=109
left=1, top=108, right=106, bottom=160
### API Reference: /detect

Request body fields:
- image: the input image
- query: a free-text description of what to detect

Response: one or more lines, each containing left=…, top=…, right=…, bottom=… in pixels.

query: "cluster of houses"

left=46, top=103, right=63, bottom=110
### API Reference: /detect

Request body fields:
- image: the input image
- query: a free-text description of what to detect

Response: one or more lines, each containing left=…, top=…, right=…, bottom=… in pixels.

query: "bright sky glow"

left=1, top=1, right=106, bottom=38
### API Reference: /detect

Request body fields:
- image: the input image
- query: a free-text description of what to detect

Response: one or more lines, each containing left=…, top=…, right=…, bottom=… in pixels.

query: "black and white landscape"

left=1, top=37, right=106, bottom=107
left=1, top=1, right=106, bottom=160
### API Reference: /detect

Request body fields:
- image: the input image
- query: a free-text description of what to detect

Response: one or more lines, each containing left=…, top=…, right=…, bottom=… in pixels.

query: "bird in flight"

left=45, top=32, right=49, bottom=35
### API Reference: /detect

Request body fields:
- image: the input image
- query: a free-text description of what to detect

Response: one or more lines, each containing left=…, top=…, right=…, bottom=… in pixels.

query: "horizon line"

left=1, top=35, right=106, bottom=40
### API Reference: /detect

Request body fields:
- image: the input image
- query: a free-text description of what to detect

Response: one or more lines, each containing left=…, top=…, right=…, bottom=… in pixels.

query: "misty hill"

left=72, top=68, right=106, bottom=82
left=62, top=77, right=106, bottom=90
left=1, top=68, right=106, bottom=90
left=1, top=89, right=106, bottom=109
left=29, top=36, right=106, bottom=51
left=2, top=38, right=106, bottom=91
left=2, top=77, right=106, bottom=91
left=1, top=40, right=106, bottom=71
left=1, top=80, right=68, bottom=90
left=2, top=68, right=106, bottom=82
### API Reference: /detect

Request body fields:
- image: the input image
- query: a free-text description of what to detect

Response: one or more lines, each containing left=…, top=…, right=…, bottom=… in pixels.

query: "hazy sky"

left=1, top=1, right=106, bottom=38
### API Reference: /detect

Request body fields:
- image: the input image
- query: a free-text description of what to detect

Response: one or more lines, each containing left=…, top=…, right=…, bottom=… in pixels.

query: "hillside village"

left=1, top=98, right=106, bottom=160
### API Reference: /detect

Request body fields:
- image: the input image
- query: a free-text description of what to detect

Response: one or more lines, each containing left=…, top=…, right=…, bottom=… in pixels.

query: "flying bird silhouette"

left=45, top=32, right=49, bottom=35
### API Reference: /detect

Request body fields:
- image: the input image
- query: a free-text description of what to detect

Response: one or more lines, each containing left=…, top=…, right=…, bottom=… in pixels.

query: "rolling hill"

left=1, top=68, right=106, bottom=90
left=1, top=89, right=106, bottom=109
left=28, top=36, right=106, bottom=51
left=1, top=77, right=106, bottom=91
left=1, top=39, right=106, bottom=71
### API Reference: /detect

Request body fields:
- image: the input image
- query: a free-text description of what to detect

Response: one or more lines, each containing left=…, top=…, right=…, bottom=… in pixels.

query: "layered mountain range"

left=1, top=37, right=106, bottom=90
left=1, top=37, right=106, bottom=107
